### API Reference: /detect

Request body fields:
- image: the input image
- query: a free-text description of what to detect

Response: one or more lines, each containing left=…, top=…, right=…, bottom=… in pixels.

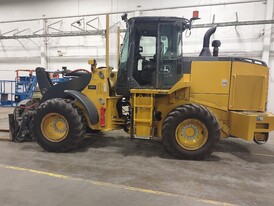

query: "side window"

left=177, top=33, right=182, bottom=56
left=117, top=30, right=130, bottom=95
left=134, top=35, right=157, bottom=86
left=132, top=22, right=158, bottom=87
left=161, top=36, right=168, bottom=54
left=160, top=25, right=182, bottom=59
left=159, top=24, right=183, bottom=88
left=120, top=31, right=129, bottom=64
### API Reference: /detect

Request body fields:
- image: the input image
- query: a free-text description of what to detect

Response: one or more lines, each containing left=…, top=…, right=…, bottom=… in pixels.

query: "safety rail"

left=0, top=80, right=16, bottom=106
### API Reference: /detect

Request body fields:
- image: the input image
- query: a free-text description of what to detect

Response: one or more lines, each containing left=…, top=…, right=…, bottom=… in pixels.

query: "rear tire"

left=162, top=104, right=220, bottom=160
left=75, top=107, right=101, bottom=134
left=33, top=98, right=85, bottom=152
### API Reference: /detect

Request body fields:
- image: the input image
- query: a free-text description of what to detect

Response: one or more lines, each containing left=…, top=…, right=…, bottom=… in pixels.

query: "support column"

left=261, top=0, right=274, bottom=64
left=40, top=16, right=48, bottom=69
left=262, top=0, right=274, bottom=113
left=105, top=14, right=109, bottom=73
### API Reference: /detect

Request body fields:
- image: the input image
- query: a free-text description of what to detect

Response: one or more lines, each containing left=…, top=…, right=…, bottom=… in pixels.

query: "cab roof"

left=128, top=16, right=184, bottom=23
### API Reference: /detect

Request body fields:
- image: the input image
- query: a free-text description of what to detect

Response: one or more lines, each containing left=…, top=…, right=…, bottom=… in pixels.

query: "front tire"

left=33, top=98, right=86, bottom=152
left=162, top=104, right=220, bottom=160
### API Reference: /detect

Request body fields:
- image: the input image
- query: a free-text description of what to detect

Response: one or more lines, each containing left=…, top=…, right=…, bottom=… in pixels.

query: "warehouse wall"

left=0, top=0, right=273, bottom=112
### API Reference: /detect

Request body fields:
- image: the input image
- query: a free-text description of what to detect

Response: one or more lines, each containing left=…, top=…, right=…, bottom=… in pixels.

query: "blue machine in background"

left=0, top=80, right=16, bottom=106
left=14, top=74, right=38, bottom=104
left=0, top=69, right=68, bottom=107
left=0, top=70, right=37, bottom=106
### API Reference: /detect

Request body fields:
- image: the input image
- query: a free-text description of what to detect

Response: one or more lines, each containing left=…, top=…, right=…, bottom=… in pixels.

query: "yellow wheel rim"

left=41, top=113, right=69, bottom=142
left=175, top=119, right=208, bottom=151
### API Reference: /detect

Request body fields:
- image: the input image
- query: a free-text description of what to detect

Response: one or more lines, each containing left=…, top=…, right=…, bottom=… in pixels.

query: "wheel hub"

left=52, top=117, right=67, bottom=133
left=41, top=113, right=69, bottom=142
left=175, top=119, right=208, bottom=150
left=181, top=124, right=199, bottom=140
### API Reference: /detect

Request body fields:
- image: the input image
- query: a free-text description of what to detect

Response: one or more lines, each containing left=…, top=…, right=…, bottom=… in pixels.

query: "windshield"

left=120, top=29, right=130, bottom=64
left=116, top=28, right=130, bottom=95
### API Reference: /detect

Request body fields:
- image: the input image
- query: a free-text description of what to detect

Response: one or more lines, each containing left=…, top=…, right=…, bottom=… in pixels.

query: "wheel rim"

left=175, top=119, right=208, bottom=151
left=41, top=113, right=69, bottom=142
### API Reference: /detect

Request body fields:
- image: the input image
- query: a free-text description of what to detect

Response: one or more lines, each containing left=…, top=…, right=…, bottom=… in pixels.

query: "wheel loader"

left=9, top=14, right=274, bottom=160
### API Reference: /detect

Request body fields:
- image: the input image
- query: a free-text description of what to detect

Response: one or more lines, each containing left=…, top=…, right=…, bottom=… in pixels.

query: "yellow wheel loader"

left=9, top=14, right=274, bottom=160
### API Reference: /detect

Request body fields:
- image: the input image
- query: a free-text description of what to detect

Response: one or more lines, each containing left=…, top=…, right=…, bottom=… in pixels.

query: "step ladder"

left=133, top=93, right=154, bottom=139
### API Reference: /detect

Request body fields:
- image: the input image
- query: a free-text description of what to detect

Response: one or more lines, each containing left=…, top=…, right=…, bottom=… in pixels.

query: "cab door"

left=157, top=23, right=183, bottom=89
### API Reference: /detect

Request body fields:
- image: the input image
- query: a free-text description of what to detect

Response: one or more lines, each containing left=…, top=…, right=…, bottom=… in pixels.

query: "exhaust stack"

left=199, top=26, right=217, bottom=57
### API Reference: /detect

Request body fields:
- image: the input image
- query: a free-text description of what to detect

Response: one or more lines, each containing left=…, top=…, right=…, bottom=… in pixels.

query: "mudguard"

left=64, top=90, right=99, bottom=125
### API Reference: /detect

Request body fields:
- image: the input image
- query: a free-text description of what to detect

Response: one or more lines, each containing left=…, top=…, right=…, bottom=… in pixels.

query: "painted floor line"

left=0, top=163, right=237, bottom=206
left=253, top=153, right=274, bottom=157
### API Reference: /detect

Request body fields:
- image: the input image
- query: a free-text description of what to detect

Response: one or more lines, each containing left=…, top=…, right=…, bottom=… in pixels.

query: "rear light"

left=100, top=106, right=106, bottom=127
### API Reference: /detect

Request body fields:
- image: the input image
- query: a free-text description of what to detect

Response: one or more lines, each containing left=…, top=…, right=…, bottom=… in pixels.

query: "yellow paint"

left=117, top=26, right=121, bottom=70
left=133, top=93, right=154, bottom=138
left=79, top=38, right=274, bottom=144
left=153, top=60, right=274, bottom=142
left=190, top=94, right=229, bottom=111
left=167, top=80, right=191, bottom=95
left=1, top=164, right=70, bottom=179
left=88, top=58, right=96, bottom=66
left=41, top=113, right=68, bottom=142
left=105, top=14, right=110, bottom=73
left=131, top=89, right=169, bottom=94
left=253, top=153, right=274, bottom=158
left=154, top=92, right=188, bottom=138
left=186, top=61, right=231, bottom=112
left=229, top=62, right=268, bottom=111
left=154, top=94, right=229, bottom=140
left=229, top=111, right=274, bottom=141
left=175, top=119, right=208, bottom=150
left=0, top=163, right=237, bottom=206
left=207, top=107, right=230, bottom=138
left=190, top=61, right=231, bottom=94
left=81, top=67, right=123, bottom=131
left=78, top=14, right=125, bottom=132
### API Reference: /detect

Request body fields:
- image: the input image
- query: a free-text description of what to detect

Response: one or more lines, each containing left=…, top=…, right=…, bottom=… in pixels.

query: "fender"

left=64, top=90, right=99, bottom=125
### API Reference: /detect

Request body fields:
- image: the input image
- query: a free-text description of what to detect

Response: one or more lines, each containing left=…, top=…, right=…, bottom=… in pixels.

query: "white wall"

left=0, top=0, right=273, bottom=112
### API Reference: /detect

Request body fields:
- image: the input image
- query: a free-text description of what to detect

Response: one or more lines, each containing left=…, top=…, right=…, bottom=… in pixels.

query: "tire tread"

left=162, top=104, right=220, bottom=160
left=34, top=98, right=86, bottom=152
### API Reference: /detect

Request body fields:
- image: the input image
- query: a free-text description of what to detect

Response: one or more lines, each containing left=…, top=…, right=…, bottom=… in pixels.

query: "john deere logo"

left=163, top=65, right=171, bottom=74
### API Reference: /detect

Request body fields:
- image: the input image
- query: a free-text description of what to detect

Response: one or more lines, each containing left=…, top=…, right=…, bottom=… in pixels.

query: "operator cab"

left=116, top=17, right=189, bottom=96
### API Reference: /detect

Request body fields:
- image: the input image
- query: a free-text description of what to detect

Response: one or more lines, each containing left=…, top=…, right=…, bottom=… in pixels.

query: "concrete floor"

left=0, top=107, right=274, bottom=206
